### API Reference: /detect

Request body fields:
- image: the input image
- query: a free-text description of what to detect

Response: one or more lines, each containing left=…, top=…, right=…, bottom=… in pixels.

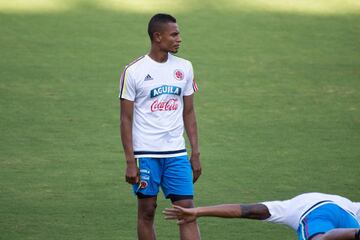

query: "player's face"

left=159, top=22, right=182, bottom=53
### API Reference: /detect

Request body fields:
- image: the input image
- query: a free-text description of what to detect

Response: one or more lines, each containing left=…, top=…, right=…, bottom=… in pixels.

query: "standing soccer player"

left=119, top=14, right=201, bottom=240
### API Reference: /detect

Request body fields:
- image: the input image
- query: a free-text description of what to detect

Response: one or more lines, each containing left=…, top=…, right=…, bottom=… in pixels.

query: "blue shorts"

left=297, top=203, right=360, bottom=240
left=132, top=155, right=194, bottom=201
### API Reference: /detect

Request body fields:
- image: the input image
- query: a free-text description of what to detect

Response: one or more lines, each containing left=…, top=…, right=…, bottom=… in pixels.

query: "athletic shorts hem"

left=166, top=194, right=193, bottom=202
left=136, top=192, right=157, bottom=199
left=308, top=232, right=325, bottom=240
left=134, top=152, right=187, bottom=158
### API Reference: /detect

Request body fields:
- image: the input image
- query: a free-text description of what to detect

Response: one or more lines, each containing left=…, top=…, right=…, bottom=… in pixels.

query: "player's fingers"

left=177, top=219, right=186, bottom=225
left=172, top=205, right=187, bottom=214
left=164, top=207, right=180, bottom=213
left=163, top=212, right=178, bottom=218
left=164, top=214, right=178, bottom=220
left=126, top=176, right=133, bottom=183
left=193, top=169, right=201, bottom=182
left=126, top=175, right=137, bottom=184
left=172, top=205, right=184, bottom=210
left=163, top=211, right=178, bottom=216
left=193, top=173, right=200, bottom=183
left=125, top=175, right=131, bottom=183
left=163, top=210, right=181, bottom=218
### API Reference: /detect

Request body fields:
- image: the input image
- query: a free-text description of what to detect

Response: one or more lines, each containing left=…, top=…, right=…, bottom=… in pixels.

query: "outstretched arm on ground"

left=164, top=203, right=270, bottom=225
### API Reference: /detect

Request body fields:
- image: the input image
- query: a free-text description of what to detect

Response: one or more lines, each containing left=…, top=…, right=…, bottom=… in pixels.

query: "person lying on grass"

left=164, top=192, right=360, bottom=240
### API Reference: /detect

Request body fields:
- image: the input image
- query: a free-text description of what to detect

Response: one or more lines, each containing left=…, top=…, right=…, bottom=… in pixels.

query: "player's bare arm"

left=312, top=228, right=360, bottom=240
left=120, top=99, right=138, bottom=184
left=183, top=94, right=201, bottom=183
left=240, top=204, right=271, bottom=220
left=164, top=203, right=270, bottom=224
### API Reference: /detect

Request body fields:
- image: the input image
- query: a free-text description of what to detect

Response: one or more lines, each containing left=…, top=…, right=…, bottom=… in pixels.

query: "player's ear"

left=153, top=32, right=162, bottom=43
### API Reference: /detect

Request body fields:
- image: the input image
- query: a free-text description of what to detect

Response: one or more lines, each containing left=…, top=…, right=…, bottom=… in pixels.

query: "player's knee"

left=139, top=202, right=157, bottom=221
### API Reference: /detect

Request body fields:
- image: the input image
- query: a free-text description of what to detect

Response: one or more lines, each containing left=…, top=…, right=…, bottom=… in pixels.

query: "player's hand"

left=125, top=161, right=139, bottom=184
left=163, top=205, right=197, bottom=225
left=190, top=152, right=201, bottom=183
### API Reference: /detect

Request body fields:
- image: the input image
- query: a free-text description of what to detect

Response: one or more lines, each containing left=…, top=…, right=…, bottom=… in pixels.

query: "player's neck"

left=148, top=49, right=169, bottom=63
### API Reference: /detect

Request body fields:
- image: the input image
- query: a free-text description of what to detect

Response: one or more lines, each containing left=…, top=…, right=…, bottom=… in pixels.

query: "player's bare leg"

left=137, top=197, right=157, bottom=240
left=173, top=199, right=201, bottom=240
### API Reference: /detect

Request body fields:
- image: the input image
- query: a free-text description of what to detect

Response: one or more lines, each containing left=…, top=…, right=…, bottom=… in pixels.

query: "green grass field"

left=1, top=0, right=359, bottom=239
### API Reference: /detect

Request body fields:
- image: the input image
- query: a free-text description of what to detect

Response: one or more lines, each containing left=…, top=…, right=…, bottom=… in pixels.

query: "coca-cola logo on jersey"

left=150, top=98, right=178, bottom=112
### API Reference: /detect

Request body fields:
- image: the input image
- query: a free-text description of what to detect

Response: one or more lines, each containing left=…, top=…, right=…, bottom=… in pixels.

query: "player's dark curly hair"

left=148, top=13, right=176, bottom=41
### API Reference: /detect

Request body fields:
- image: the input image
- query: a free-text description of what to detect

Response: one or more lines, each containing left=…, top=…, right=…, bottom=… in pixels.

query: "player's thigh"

left=161, top=156, right=193, bottom=198
left=133, top=158, right=161, bottom=197
left=172, top=198, right=195, bottom=208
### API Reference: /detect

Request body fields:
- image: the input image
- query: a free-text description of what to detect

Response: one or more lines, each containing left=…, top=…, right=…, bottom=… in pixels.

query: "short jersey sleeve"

left=183, top=61, right=198, bottom=96
left=119, top=67, right=136, bottom=101
left=261, top=200, right=290, bottom=225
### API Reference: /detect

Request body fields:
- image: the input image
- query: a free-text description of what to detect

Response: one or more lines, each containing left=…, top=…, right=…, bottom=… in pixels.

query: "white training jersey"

left=262, top=192, right=360, bottom=230
left=119, top=54, right=198, bottom=158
